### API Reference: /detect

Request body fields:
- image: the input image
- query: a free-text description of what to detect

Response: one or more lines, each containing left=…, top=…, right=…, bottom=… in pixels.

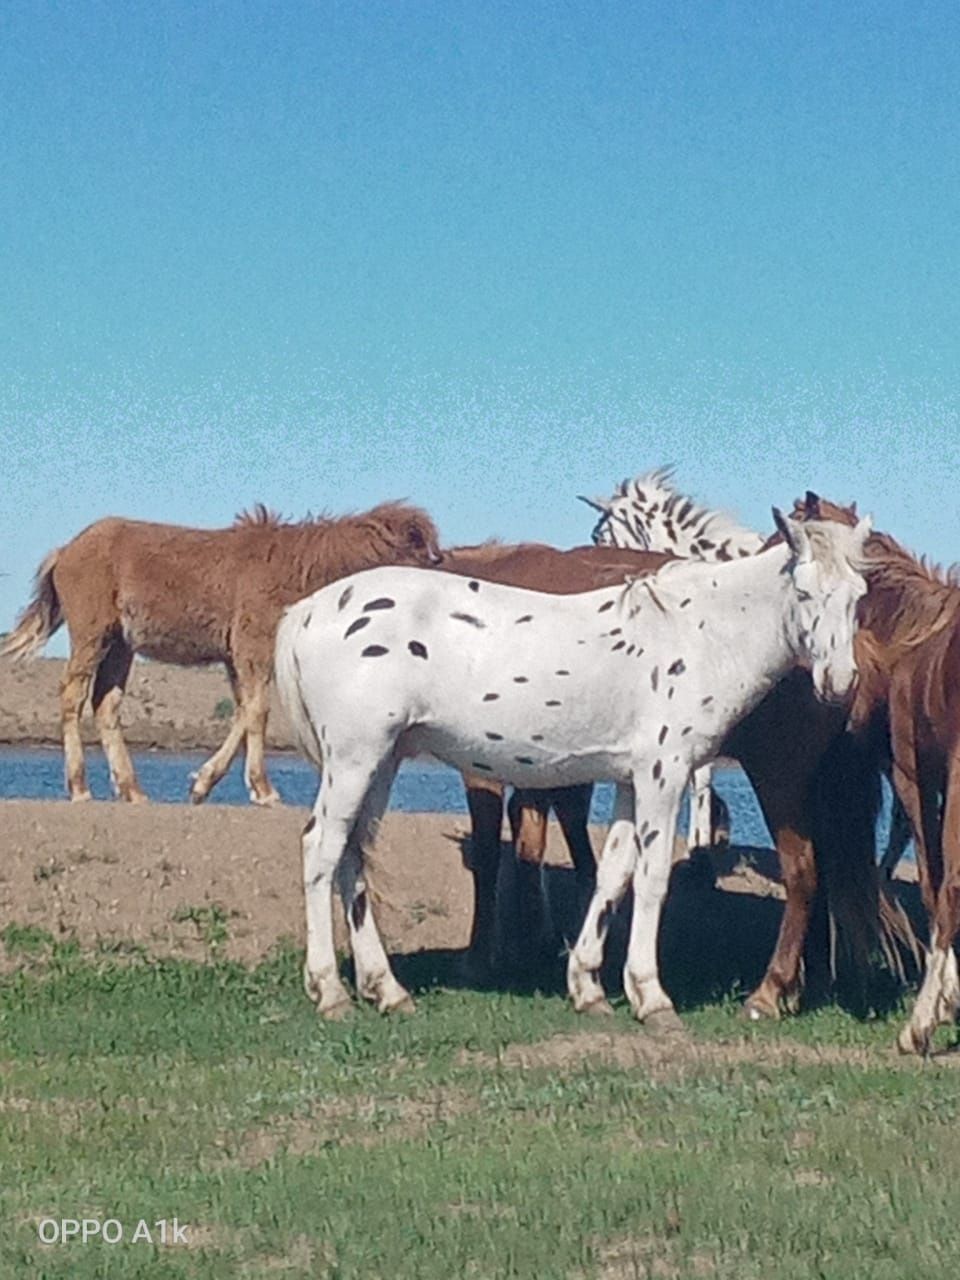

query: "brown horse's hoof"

left=251, top=790, right=281, bottom=808
left=645, top=1008, right=685, bottom=1035
left=742, top=995, right=781, bottom=1023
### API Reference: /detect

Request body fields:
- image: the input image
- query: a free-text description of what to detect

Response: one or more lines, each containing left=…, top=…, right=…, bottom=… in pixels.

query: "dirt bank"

left=0, top=799, right=924, bottom=1003
left=0, top=656, right=296, bottom=750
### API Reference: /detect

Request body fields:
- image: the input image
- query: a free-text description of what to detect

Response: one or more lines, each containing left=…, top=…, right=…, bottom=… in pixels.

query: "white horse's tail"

left=274, top=609, right=324, bottom=767
left=1, top=550, right=63, bottom=659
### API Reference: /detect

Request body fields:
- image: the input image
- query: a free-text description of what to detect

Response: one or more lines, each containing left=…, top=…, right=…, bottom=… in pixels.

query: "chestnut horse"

left=794, top=497, right=959, bottom=1053
left=2, top=503, right=442, bottom=805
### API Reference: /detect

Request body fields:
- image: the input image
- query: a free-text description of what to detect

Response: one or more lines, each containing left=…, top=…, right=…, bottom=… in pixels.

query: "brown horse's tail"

left=811, top=733, right=921, bottom=1009
left=1, top=550, right=64, bottom=659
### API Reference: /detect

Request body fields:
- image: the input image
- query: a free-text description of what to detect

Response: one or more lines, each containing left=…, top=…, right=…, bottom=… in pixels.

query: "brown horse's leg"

left=508, top=789, right=551, bottom=976
left=894, top=740, right=949, bottom=1054
left=91, top=639, right=147, bottom=803
left=60, top=643, right=101, bottom=801
left=552, top=784, right=596, bottom=889
left=932, top=748, right=960, bottom=1024
left=746, top=817, right=815, bottom=1021
left=551, top=784, right=596, bottom=938
left=241, top=675, right=280, bottom=806
left=727, top=679, right=857, bottom=1019
left=463, top=776, right=505, bottom=978
left=189, top=664, right=249, bottom=804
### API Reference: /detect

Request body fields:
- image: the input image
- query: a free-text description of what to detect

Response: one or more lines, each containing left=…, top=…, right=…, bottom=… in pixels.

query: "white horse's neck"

left=586, top=468, right=765, bottom=560
left=627, top=543, right=798, bottom=710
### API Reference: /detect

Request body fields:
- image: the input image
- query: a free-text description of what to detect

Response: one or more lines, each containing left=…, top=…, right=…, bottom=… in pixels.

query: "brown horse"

left=2, top=503, right=442, bottom=805
left=793, top=497, right=959, bottom=1052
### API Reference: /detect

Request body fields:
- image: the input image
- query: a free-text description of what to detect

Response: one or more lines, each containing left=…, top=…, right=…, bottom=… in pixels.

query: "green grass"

left=0, top=943, right=957, bottom=1279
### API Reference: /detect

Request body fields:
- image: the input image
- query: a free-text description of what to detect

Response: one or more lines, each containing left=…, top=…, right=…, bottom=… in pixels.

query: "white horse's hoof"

left=897, top=1022, right=928, bottom=1057
left=578, top=997, right=615, bottom=1017
left=319, top=998, right=355, bottom=1022
left=381, top=993, right=416, bottom=1016
left=645, top=1008, right=685, bottom=1035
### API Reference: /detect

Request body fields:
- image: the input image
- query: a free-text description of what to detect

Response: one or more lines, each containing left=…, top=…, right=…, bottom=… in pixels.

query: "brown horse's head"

left=364, top=501, right=444, bottom=566
left=790, top=491, right=860, bottom=528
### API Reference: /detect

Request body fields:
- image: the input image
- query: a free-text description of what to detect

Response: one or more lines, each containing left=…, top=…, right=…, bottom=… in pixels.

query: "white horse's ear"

left=853, top=513, right=873, bottom=547
left=772, top=507, right=812, bottom=561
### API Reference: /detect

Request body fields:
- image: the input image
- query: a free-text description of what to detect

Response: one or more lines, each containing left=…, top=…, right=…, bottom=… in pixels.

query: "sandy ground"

left=0, top=797, right=922, bottom=1005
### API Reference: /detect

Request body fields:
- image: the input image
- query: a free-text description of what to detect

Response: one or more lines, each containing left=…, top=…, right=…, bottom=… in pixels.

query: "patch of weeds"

left=213, top=696, right=235, bottom=721
left=33, top=859, right=65, bottom=883
left=173, top=903, right=233, bottom=952
left=408, top=900, right=450, bottom=925
left=94, top=937, right=150, bottom=962
left=2, top=923, right=55, bottom=956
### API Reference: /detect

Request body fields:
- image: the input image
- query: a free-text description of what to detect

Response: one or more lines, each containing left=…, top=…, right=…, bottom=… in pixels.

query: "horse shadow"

left=376, top=835, right=935, bottom=1018
left=380, top=837, right=799, bottom=1013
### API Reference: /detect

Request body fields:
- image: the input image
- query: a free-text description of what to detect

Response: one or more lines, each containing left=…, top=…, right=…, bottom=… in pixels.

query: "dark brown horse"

left=2, top=503, right=442, bottom=805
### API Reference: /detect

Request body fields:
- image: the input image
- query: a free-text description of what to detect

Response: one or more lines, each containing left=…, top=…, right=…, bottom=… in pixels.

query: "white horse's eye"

left=795, top=588, right=813, bottom=603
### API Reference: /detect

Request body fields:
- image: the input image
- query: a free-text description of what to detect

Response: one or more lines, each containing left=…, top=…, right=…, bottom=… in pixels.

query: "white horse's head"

left=773, top=508, right=872, bottom=703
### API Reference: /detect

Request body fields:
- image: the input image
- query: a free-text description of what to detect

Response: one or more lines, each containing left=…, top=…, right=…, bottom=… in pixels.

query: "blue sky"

left=3, top=1, right=959, bottom=653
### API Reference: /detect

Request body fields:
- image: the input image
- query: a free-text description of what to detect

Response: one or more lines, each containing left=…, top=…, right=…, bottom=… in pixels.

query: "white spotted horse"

left=275, top=510, right=870, bottom=1024
left=581, top=476, right=916, bottom=1018
left=437, top=541, right=673, bottom=976
left=581, top=466, right=764, bottom=850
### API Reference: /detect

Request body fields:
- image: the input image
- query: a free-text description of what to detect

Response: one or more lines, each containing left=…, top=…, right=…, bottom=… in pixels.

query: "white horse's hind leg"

left=336, top=761, right=415, bottom=1015
left=687, top=765, right=714, bottom=850
left=623, top=773, right=685, bottom=1031
left=568, top=784, right=636, bottom=1015
left=301, top=799, right=353, bottom=1018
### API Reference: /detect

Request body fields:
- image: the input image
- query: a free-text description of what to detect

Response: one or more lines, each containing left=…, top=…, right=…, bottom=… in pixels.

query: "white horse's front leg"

left=623, top=771, right=686, bottom=1032
left=568, top=784, right=636, bottom=1015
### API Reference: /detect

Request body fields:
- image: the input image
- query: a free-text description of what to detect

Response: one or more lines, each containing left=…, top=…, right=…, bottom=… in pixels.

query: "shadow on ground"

left=382, top=840, right=929, bottom=1017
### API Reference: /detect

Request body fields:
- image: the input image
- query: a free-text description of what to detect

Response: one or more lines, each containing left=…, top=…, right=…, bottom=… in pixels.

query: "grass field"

left=1, top=932, right=958, bottom=1280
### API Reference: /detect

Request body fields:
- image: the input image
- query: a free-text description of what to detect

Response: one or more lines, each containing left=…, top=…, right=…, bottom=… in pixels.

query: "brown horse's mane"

left=228, top=500, right=443, bottom=595
left=792, top=494, right=960, bottom=652
left=233, top=503, right=296, bottom=528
